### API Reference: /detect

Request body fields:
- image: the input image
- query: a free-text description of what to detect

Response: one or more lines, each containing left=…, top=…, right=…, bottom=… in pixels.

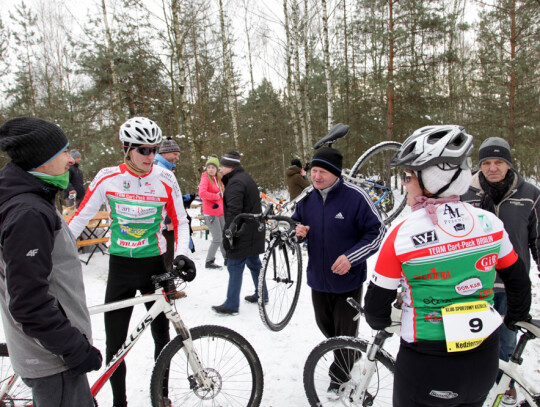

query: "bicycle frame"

left=0, top=282, right=212, bottom=405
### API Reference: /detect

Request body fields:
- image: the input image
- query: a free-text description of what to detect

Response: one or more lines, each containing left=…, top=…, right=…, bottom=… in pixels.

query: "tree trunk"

left=508, top=0, right=516, bottom=145
left=303, top=0, right=313, bottom=149
left=218, top=0, right=240, bottom=149
left=101, top=0, right=123, bottom=129
left=321, top=0, right=334, bottom=132
left=284, top=0, right=303, bottom=159
left=386, top=0, right=395, bottom=142
left=292, top=0, right=308, bottom=161
left=171, top=0, right=199, bottom=185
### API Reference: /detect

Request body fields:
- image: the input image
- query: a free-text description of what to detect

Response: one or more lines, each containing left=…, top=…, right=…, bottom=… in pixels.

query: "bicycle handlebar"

left=224, top=208, right=300, bottom=249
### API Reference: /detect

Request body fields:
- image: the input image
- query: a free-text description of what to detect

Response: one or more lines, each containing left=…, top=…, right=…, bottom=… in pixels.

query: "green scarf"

left=29, top=171, right=70, bottom=190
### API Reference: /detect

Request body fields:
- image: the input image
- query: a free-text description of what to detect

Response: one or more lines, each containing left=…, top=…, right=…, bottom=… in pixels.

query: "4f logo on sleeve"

left=411, top=230, right=439, bottom=247
left=26, top=249, right=39, bottom=257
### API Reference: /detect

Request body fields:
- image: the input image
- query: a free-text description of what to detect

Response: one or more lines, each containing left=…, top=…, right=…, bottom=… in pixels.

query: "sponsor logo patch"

left=455, top=278, right=483, bottom=296
left=475, top=254, right=498, bottom=272
left=425, top=312, right=442, bottom=324
left=429, top=390, right=458, bottom=399
left=411, top=230, right=439, bottom=247
left=26, top=249, right=39, bottom=257
left=414, top=268, right=451, bottom=280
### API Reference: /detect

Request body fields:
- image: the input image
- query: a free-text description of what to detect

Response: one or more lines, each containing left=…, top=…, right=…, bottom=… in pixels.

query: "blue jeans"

left=223, top=255, right=267, bottom=311
left=494, top=291, right=517, bottom=388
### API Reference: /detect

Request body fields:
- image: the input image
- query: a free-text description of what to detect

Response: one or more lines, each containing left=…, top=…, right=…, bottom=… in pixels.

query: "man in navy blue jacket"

left=293, top=146, right=385, bottom=397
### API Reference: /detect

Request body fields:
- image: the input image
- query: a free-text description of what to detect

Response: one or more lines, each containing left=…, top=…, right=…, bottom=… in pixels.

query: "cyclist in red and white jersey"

left=364, top=125, right=531, bottom=407
left=69, top=117, right=195, bottom=407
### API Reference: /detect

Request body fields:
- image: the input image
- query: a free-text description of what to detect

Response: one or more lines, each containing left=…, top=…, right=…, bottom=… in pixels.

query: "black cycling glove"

left=173, top=255, right=197, bottom=282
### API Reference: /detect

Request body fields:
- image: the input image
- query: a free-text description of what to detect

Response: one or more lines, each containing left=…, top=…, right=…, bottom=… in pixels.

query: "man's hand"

left=331, top=255, right=351, bottom=275
left=295, top=224, right=310, bottom=239
left=70, top=345, right=102, bottom=376
left=173, top=255, right=197, bottom=282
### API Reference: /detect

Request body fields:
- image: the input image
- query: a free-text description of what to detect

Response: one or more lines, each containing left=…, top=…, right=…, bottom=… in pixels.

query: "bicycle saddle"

left=313, top=123, right=349, bottom=149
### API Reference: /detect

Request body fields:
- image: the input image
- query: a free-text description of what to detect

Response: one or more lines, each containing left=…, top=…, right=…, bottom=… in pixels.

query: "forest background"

left=0, top=0, right=538, bottom=192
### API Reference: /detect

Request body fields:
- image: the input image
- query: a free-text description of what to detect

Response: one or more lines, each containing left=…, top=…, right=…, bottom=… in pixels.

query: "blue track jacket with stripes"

left=292, top=177, right=386, bottom=293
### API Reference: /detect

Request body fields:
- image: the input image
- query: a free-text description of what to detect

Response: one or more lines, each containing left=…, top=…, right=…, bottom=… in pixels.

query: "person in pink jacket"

left=199, top=156, right=226, bottom=269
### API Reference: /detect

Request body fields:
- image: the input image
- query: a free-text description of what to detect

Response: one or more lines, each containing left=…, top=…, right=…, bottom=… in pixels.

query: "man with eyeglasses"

left=68, top=117, right=196, bottom=407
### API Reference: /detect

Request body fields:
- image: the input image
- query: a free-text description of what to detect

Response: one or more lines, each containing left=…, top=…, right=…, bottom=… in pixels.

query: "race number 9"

left=469, top=318, right=483, bottom=333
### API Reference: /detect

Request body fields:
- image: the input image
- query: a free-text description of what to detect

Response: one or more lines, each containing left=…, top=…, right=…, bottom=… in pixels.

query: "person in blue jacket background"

left=293, top=146, right=385, bottom=398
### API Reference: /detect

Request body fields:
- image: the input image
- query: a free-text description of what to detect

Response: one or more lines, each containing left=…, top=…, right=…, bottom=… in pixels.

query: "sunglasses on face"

left=403, top=171, right=412, bottom=183
left=135, top=147, right=158, bottom=156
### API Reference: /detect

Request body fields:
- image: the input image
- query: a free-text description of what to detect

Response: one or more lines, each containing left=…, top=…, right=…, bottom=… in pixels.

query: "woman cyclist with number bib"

left=364, top=125, right=531, bottom=407
left=69, top=117, right=196, bottom=407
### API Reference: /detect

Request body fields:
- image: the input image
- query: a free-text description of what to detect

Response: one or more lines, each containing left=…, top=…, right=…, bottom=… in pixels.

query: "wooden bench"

left=76, top=237, right=110, bottom=248
left=192, top=225, right=209, bottom=232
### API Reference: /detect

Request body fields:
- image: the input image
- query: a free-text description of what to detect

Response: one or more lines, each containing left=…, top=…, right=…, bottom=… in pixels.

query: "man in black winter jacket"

left=461, top=136, right=539, bottom=404
left=211, top=151, right=266, bottom=315
left=0, top=118, right=102, bottom=406
left=63, top=149, right=86, bottom=207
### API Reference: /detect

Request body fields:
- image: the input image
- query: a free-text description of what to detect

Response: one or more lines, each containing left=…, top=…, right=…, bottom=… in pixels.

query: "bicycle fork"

left=169, top=314, right=215, bottom=393
left=346, top=330, right=393, bottom=405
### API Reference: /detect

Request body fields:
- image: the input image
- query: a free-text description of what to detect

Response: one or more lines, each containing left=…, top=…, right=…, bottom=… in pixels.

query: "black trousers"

left=105, top=255, right=170, bottom=407
left=393, top=332, right=499, bottom=407
left=311, top=286, right=363, bottom=384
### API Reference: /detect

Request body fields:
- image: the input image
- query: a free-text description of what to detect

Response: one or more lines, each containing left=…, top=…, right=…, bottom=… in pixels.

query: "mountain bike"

left=303, top=296, right=540, bottom=406
left=224, top=205, right=302, bottom=331
left=278, top=123, right=407, bottom=225
left=303, top=297, right=400, bottom=407
left=0, top=266, right=264, bottom=407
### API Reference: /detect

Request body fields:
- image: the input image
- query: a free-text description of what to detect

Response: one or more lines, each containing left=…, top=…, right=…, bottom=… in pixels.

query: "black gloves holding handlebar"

left=173, top=255, right=197, bottom=282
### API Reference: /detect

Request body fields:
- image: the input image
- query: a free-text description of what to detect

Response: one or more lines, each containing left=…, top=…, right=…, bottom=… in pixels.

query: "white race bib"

left=441, top=301, right=502, bottom=352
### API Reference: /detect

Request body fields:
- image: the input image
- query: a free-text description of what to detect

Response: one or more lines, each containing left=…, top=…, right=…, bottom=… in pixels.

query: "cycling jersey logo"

left=453, top=223, right=465, bottom=232
left=414, top=268, right=451, bottom=280
left=455, top=278, right=482, bottom=296
left=117, top=238, right=149, bottom=248
left=478, top=288, right=493, bottom=299
left=423, top=296, right=453, bottom=306
left=425, top=312, right=442, bottom=324
left=478, top=214, right=493, bottom=233
left=123, top=181, right=131, bottom=190
left=116, top=204, right=157, bottom=218
left=411, top=230, right=438, bottom=247
left=475, top=254, right=498, bottom=272
left=119, top=224, right=148, bottom=239
left=443, top=204, right=463, bottom=218
left=429, top=390, right=458, bottom=400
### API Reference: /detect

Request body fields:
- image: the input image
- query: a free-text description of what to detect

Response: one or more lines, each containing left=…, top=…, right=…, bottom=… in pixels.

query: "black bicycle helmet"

left=390, top=125, right=473, bottom=170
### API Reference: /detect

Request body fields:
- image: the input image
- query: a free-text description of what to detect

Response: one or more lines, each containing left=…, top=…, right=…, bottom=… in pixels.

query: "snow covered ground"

left=2, top=206, right=539, bottom=406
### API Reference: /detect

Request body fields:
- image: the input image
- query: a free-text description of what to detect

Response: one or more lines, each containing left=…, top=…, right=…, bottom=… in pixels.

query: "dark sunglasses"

left=135, top=147, right=158, bottom=156
left=403, top=171, right=412, bottom=183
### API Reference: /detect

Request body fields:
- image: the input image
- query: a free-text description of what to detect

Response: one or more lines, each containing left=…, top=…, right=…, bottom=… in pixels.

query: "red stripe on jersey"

left=105, top=191, right=168, bottom=202
left=497, top=249, right=518, bottom=269
left=374, top=221, right=405, bottom=279
left=69, top=167, right=120, bottom=222
left=397, top=231, right=504, bottom=263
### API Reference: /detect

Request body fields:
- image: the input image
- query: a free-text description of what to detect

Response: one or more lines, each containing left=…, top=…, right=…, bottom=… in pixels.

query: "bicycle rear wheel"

left=258, top=238, right=302, bottom=331
left=347, top=141, right=406, bottom=226
left=0, top=343, right=33, bottom=407
left=304, top=337, right=395, bottom=407
left=150, top=325, right=264, bottom=407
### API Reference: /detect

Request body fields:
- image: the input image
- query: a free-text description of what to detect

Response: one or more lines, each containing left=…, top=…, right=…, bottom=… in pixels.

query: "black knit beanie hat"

left=0, top=117, right=69, bottom=171
left=311, top=147, right=343, bottom=177
left=291, top=158, right=302, bottom=168
left=220, top=151, right=242, bottom=168
left=159, top=137, right=181, bottom=154
left=478, top=137, right=512, bottom=167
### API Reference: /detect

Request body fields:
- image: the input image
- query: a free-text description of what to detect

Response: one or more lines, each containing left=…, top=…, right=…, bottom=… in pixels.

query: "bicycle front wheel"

left=150, top=325, right=264, bottom=407
left=347, top=141, right=406, bottom=226
left=0, top=343, right=33, bottom=407
left=258, top=238, right=302, bottom=331
left=304, top=337, right=395, bottom=407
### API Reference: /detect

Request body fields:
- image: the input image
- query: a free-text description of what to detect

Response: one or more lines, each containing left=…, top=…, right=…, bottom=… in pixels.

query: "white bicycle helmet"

left=119, top=117, right=162, bottom=145
left=390, top=125, right=473, bottom=170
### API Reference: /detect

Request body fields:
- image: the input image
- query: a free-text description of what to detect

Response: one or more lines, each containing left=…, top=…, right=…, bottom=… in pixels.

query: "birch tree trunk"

left=321, top=0, right=334, bottom=132
left=171, top=0, right=199, bottom=184
left=101, top=0, right=123, bottom=129
left=218, top=0, right=240, bottom=149
left=243, top=0, right=255, bottom=94
left=292, top=0, right=309, bottom=161
left=284, top=0, right=303, bottom=159
left=386, top=0, right=395, bottom=142
left=303, top=0, right=313, bottom=149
